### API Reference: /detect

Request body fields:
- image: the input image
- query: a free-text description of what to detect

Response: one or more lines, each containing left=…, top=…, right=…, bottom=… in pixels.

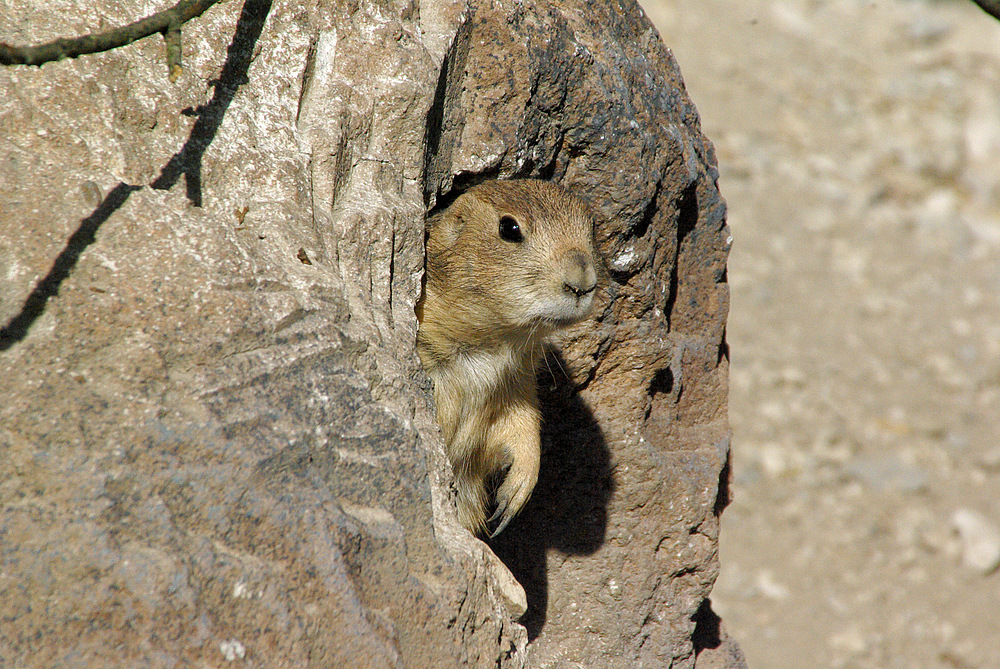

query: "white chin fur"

left=523, top=292, right=593, bottom=326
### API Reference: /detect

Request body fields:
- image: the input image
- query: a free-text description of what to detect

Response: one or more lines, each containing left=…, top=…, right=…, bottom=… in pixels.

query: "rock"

left=951, top=509, right=1000, bottom=575
left=0, top=0, right=738, bottom=666
left=828, top=625, right=872, bottom=659
left=753, top=569, right=791, bottom=601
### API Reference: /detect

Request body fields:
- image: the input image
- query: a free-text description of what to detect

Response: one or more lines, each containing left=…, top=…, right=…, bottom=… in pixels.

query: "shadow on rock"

left=692, top=599, right=749, bottom=669
left=489, top=350, right=614, bottom=640
left=0, top=0, right=272, bottom=351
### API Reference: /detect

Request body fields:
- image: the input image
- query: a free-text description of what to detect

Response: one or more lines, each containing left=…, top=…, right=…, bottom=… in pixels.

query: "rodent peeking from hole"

left=416, top=179, right=602, bottom=537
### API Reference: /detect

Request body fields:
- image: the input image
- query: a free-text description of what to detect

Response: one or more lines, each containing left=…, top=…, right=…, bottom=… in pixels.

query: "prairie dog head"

left=425, top=180, right=601, bottom=337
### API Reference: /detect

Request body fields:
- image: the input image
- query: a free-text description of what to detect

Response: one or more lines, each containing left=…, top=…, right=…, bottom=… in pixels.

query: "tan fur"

left=416, top=180, right=601, bottom=536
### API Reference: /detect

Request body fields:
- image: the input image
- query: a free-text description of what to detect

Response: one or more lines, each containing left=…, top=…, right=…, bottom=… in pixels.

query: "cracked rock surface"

left=0, top=0, right=738, bottom=666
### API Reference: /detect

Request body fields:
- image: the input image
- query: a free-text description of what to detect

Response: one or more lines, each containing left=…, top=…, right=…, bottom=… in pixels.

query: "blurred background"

left=637, top=1, right=1000, bottom=667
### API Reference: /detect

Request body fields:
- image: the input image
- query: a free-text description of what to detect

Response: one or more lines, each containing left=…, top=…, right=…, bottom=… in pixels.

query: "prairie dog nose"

left=562, top=250, right=598, bottom=297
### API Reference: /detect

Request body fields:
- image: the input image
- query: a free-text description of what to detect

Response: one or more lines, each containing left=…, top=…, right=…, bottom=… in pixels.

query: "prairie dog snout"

left=416, top=179, right=601, bottom=536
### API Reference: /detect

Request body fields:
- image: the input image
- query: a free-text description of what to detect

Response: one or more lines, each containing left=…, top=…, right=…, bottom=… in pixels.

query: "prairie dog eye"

left=498, top=215, right=524, bottom=243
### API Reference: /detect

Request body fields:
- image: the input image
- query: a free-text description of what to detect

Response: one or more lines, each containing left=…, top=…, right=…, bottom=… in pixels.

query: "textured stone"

left=0, top=0, right=738, bottom=666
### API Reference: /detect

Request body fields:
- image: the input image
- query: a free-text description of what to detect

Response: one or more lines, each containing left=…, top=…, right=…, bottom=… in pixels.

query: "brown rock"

left=0, top=0, right=740, bottom=667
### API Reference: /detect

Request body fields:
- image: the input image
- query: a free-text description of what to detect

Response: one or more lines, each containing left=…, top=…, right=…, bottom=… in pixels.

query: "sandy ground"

left=638, top=1, right=1000, bottom=667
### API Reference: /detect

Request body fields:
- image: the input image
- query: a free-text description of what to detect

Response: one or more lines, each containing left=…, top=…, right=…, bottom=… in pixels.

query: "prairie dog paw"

left=488, top=466, right=537, bottom=537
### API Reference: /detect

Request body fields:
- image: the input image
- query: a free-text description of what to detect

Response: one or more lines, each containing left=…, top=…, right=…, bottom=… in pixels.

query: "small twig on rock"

left=969, top=0, right=1000, bottom=21
left=164, top=17, right=183, bottom=82
left=0, top=0, right=222, bottom=80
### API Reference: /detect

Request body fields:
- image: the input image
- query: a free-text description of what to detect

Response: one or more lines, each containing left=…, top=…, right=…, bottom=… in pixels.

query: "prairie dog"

left=416, top=180, right=601, bottom=536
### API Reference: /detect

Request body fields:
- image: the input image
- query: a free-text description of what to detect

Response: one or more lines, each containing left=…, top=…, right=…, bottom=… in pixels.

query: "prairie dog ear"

left=428, top=191, right=487, bottom=248
left=426, top=208, right=463, bottom=249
